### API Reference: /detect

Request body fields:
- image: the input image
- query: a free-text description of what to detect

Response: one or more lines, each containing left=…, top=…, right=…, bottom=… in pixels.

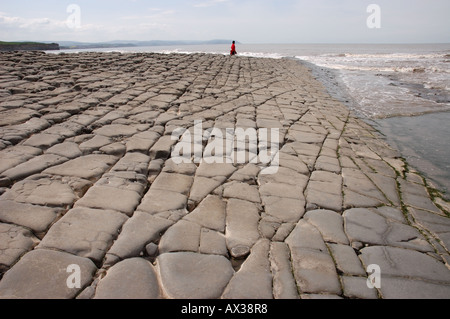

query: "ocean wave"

left=333, top=53, right=446, bottom=60
left=237, top=52, right=285, bottom=59
left=296, top=55, right=450, bottom=75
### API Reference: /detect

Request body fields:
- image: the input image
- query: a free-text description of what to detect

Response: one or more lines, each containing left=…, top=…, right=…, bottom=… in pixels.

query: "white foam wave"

left=296, top=54, right=450, bottom=75
left=236, top=51, right=285, bottom=59
left=157, top=49, right=285, bottom=59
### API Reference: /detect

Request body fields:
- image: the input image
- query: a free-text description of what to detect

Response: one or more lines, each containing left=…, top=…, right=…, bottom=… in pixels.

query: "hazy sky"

left=1, top=0, right=449, bottom=43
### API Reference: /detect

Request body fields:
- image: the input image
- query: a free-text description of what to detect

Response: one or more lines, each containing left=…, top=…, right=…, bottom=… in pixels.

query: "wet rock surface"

left=0, top=51, right=449, bottom=299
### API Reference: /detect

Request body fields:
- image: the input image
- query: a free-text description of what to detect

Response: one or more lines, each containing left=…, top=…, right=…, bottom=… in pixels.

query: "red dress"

left=230, top=43, right=237, bottom=56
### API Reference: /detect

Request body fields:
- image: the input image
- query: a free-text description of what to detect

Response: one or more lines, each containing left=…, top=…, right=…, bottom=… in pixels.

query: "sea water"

left=56, top=43, right=450, bottom=197
left=288, top=43, right=450, bottom=198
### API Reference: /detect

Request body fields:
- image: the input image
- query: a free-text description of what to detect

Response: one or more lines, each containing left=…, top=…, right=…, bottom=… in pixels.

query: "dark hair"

left=232, top=41, right=235, bottom=44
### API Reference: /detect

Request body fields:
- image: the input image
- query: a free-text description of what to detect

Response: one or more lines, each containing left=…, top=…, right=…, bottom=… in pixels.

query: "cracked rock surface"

left=0, top=51, right=449, bottom=299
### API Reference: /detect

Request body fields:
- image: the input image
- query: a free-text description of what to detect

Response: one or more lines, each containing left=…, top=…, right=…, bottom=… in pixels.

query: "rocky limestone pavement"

left=0, top=51, right=449, bottom=299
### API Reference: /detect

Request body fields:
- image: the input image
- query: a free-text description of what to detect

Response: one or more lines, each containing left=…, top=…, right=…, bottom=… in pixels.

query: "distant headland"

left=0, top=42, right=60, bottom=52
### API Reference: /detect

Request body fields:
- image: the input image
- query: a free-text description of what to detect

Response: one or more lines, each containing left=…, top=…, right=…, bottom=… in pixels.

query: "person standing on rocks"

left=230, top=41, right=237, bottom=56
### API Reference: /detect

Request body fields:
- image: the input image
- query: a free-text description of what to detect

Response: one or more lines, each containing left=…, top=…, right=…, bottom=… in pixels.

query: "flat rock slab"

left=188, top=176, right=227, bottom=207
left=409, top=207, right=450, bottom=252
left=305, top=171, right=343, bottom=212
left=75, top=185, right=142, bottom=216
left=0, top=109, right=40, bottom=126
left=304, top=209, right=349, bottom=245
left=262, top=195, right=306, bottom=223
left=223, top=182, right=261, bottom=203
left=2, top=154, right=68, bottom=181
left=159, top=220, right=201, bottom=254
left=226, top=198, right=261, bottom=258
left=94, top=124, right=139, bottom=138
left=1, top=176, right=78, bottom=207
left=0, top=249, right=97, bottom=299
left=151, top=172, right=193, bottom=196
left=286, top=220, right=342, bottom=294
left=110, top=152, right=151, bottom=175
left=290, top=248, right=342, bottom=295
left=222, top=239, right=273, bottom=299
left=44, top=154, right=117, bottom=180
left=126, top=131, right=160, bottom=153
left=47, top=142, right=82, bottom=159
left=138, top=189, right=188, bottom=215
left=23, top=133, right=64, bottom=149
left=38, top=207, right=128, bottom=264
left=0, top=146, right=43, bottom=175
left=0, top=200, right=59, bottom=233
left=270, top=242, right=300, bottom=299
left=106, top=212, right=173, bottom=262
left=157, top=252, right=234, bottom=299
left=94, top=258, right=161, bottom=299
left=0, top=223, right=38, bottom=268
left=196, top=162, right=237, bottom=178
left=184, top=195, right=226, bottom=232
left=344, top=208, right=434, bottom=252
left=79, top=135, right=112, bottom=152
left=360, top=246, right=450, bottom=299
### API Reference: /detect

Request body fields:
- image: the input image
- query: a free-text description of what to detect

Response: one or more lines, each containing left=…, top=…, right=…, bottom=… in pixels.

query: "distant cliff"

left=0, top=42, right=60, bottom=52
